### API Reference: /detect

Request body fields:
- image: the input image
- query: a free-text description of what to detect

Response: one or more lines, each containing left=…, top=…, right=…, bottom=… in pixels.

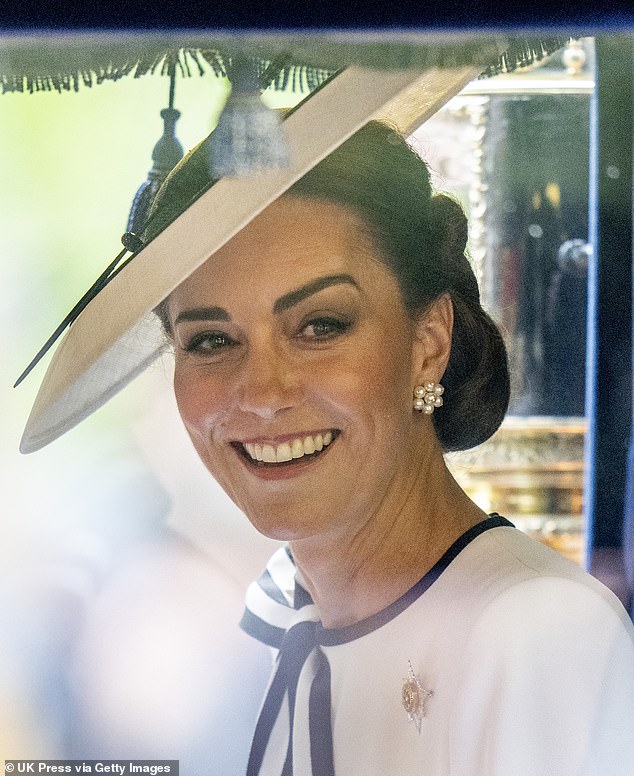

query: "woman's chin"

left=243, top=509, right=327, bottom=543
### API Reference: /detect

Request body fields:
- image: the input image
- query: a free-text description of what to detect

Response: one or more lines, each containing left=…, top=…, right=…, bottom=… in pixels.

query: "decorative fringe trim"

left=0, top=36, right=568, bottom=95
left=480, top=37, right=571, bottom=78
left=0, top=46, right=335, bottom=95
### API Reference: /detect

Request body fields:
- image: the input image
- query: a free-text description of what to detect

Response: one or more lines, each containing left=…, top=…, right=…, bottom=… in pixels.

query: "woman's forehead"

left=170, top=196, right=389, bottom=306
left=224, top=195, right=370, bottom=255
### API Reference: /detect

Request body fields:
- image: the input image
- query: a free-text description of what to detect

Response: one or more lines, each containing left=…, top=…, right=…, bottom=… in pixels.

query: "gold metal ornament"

left=402, top=660, right=433, bottom=732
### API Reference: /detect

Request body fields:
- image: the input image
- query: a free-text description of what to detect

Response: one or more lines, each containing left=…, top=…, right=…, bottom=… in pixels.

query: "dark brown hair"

left=149, top=120, right=510, bottom=451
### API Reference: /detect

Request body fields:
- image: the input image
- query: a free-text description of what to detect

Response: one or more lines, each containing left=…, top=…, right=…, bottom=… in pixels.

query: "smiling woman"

left=133, top=120, right=634, bottom=775
left=17, top=70, right=634, bottom=775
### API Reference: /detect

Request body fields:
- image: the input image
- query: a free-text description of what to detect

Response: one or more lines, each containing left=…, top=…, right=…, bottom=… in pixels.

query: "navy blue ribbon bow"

left=247, top=620, right=335, bottom=776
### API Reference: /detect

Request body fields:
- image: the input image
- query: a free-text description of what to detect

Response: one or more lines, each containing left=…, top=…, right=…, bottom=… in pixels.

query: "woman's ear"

left=411, top=293, right=454, bottom=384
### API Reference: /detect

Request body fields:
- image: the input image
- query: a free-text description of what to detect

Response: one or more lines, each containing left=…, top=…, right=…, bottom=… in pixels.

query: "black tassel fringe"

left=0, top=36, right=569, bottom=96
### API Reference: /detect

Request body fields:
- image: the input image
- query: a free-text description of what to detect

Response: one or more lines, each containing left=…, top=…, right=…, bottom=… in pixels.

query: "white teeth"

left=262, top=445, right=276, bottom=463
left=242, top=432, right=335, bottom=463
left=276, top=442, right=293, bottom=463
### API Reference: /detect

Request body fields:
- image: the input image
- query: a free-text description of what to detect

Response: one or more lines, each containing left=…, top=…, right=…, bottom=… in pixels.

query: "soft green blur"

left=1, top=59, right=229, bottom=546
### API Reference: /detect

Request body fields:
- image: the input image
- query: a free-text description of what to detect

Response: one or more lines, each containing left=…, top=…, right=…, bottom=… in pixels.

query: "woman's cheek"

left=174, top=369, right=221, bottom=442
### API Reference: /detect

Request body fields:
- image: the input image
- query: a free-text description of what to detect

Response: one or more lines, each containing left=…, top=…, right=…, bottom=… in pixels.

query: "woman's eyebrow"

left=273, top=274, right=360, bottom=314
left=174, top=306, right=230, bottom=325
left=173, top=275, right=359, bottom=325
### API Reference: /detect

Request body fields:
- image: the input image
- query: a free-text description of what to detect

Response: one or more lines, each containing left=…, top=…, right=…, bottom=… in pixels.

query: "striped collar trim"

left=241, top=514, right=513, bottom=648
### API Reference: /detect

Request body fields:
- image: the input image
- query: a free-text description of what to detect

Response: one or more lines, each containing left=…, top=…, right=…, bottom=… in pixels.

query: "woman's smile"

left=235, top=429, right=337, bottom=465
left=230, top=429, right=340, bottom=482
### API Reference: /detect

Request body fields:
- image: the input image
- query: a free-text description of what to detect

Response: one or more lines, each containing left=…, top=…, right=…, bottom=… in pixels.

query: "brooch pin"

left=402, top=660, right=433, bottom=732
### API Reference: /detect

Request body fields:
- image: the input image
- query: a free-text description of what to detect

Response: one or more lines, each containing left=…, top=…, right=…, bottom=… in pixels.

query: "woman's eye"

left=184, top=331, right=236, bottom=353
left=301, top=317, right=351, bottom=340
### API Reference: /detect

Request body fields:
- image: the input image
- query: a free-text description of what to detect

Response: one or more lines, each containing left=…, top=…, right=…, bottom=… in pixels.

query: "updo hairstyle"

left=149, top=120, right=510, bottom=452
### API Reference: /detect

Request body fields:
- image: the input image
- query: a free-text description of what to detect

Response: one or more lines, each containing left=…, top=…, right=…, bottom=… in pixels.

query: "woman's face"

left=167, top=196, right=440, bottom=542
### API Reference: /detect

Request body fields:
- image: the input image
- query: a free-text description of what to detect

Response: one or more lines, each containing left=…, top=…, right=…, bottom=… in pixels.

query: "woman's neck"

left=289, top=450, right=486, bottom=629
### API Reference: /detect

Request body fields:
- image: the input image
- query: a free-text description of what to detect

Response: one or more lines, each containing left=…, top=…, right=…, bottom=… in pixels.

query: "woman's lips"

left=232, top=430, right=338, bottom=467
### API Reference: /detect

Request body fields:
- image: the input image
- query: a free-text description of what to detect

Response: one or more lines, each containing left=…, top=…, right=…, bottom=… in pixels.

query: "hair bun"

left=435, top=298, right=510, bottom=451
left=429, top=194, right=479, bottom=305
left=429, top=194, right=468, bottom=254
left=425, top=199, right=508, bottom=450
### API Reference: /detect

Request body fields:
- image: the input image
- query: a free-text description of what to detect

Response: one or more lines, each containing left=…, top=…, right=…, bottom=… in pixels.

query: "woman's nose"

left=236, top=344, right=301, bottom=419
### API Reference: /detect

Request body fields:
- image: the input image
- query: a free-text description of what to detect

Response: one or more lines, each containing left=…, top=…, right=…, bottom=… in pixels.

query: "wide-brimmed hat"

left=17, top=36, right=565, bottom=453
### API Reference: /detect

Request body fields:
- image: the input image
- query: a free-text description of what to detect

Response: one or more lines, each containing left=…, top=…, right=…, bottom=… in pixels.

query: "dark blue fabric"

left=239, top=608, right=287, bottom=649
left=294, top=582, right=313, bottom=610
left=259, top=568, right=292, bottom=607
left=247, top=620, right=319, bottom=776
left=309, top=649, right=335, bottom=776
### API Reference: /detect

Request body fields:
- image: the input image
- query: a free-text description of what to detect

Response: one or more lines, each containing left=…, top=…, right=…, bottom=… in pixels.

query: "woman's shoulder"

left=447, top=523, right=634, bottom=643
left=448, top=528, right=634, bottom=776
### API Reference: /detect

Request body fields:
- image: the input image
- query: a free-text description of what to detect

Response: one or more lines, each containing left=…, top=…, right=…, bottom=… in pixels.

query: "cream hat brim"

left=20, top=61, right=489, bottom=453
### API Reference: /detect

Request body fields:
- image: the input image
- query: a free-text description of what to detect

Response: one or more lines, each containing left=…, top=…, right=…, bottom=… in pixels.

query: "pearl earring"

left=413, top=382, right=444, bottom=414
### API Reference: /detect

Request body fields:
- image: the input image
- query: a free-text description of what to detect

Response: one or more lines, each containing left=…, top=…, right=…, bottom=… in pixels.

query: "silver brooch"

left=402, top=660, right=433, bottom=732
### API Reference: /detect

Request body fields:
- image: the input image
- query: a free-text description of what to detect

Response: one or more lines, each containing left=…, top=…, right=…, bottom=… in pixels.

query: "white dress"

left=241, top=516, right=634, bottom=775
